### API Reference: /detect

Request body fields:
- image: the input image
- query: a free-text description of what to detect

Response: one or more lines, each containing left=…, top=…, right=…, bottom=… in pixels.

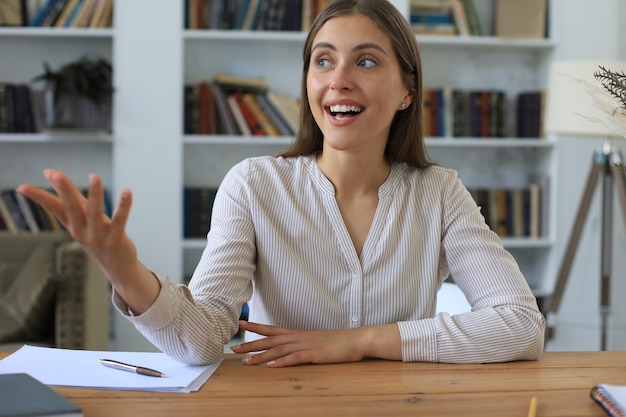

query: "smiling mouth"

left=328, top=104, right=363, bottom=118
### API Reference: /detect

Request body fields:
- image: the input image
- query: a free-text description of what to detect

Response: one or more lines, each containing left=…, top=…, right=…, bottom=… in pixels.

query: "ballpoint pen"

left=99, top=359, right=167, bottom=378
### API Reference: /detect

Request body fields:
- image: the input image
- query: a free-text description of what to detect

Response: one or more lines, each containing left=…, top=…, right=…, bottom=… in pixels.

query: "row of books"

left=183, top=186, right=218, bottom=238
left=468, top=183, right=546, bottom=239
left=184, top=74, right=299, bottom=137
left=0, top=188, right=112, bottom=233
left=184, top=0, right=328, bottom=31
left=422, top=88, right=544, bottom=139
left=0, top=82, right=113, bottom=133
left=29, top=0, right=113, bottom=28
left=410, top=0, right=482, bottom=36
left=182, top=183, right=546, bottom=240
left=0, top=83, right=37, bottom=133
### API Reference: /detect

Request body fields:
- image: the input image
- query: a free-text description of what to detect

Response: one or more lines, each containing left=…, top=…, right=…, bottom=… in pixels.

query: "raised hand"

left=17, top=170, right=160, bottom=314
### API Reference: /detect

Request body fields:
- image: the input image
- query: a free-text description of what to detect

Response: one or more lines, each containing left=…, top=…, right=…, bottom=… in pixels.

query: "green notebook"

left=0, top=373, right=82, bottom=417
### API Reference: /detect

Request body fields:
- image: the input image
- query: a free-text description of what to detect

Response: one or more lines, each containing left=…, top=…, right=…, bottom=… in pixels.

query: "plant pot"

left=41, top=87, right=112, bottom=131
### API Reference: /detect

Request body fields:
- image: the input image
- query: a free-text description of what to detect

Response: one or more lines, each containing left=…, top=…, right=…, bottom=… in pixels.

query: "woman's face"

left=307, top=14, right=411, bottom=155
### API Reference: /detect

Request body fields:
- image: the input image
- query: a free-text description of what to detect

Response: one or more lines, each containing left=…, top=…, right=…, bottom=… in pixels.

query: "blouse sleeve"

left=398, top=172, right=546, bottom=363
left=111, top=160, right=255, bottom=365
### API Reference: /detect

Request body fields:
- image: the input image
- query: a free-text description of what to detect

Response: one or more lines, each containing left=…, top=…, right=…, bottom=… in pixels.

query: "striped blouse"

left=115, top=155, right=545, bottom=365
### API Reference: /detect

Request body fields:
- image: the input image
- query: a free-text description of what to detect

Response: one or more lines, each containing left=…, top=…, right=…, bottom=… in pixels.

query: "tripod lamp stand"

left=544, top=60, right=626, bottom=351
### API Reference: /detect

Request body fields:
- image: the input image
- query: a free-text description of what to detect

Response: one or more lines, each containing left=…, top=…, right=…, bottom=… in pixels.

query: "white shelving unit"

left=180, top=0, right=559, bottom=300
left=1, top=0, right=558, bottom=351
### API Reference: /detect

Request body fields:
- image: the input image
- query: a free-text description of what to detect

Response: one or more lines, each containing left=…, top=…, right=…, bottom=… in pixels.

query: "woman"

left=18, top=0, right=545, bottom=367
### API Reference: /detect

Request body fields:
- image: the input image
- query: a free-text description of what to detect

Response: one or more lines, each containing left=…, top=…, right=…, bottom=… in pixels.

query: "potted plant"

left=32, top=56, right=113, bottom=131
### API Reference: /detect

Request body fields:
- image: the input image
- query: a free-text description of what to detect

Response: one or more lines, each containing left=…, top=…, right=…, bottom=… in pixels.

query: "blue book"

left=0, top=373, right=82, bottom=417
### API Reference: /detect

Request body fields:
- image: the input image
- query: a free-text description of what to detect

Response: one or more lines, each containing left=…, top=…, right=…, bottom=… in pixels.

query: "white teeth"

left=329, top=104, right=362, bottom=113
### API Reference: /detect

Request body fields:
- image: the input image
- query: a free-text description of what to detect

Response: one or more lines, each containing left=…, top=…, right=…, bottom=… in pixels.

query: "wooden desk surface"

left=2, top=351, right=625, bottom=416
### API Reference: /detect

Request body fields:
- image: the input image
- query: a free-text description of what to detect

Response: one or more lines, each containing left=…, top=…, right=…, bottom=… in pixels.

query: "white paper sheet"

left=0, top=345, right=222, bottom=393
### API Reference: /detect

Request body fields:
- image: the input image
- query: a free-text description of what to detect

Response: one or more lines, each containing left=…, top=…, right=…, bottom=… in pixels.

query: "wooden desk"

left=3, top=351, right=625, bottom=416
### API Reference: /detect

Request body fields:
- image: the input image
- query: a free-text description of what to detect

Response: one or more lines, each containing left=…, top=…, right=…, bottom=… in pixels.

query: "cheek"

left=306, top=78, right=325, bottom=113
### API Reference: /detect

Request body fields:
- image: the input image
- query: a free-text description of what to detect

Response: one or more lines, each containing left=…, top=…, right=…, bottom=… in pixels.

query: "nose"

left=330, top=63, right=354, bottom=91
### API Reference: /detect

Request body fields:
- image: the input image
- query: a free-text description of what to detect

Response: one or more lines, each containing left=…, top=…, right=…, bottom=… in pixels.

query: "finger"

left=85, top=173, right=105, bottom=225
left=109, top=187, right=133, bottom=240
left=239, top=321, right=294, bottom=337
left=240, top=341, right=306, bottom=366
left=44, top=169, right=88, bottom=229
left=15, top=184, right=66, bottom=223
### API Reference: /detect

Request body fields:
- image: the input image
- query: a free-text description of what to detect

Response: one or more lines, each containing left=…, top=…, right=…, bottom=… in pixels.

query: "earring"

left=401, top=103, right=406, bottom=109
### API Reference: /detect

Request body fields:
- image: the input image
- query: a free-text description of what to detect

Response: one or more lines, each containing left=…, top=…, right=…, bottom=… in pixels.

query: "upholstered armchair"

left=0, top=233, right=110, bottom=351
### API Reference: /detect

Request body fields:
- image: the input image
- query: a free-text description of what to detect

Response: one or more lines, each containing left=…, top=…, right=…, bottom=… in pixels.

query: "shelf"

left=183, top=29, right=556, bottom=50
left=0, top=132, right=113, bottom=144
left=184, top=135, right=293, bottom=146
left=0, top=27, right=114, bottom=38
left=425, top=138, right=556, bottom=148
left=183, top=135, right=554, bottom=148
left=415, top=35, right=556, bottom=50
left=184, top=236, right=553, bottom=250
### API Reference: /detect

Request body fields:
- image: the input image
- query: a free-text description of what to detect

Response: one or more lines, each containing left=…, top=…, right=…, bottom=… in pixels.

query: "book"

left=265, top=90, right=299, bottom=134
left=591, top=384, right=626, bottom=417
left=14, top=191, right=41, bottom=233
left=232, top=91, right=265, bottom=136
left=88, top=0, right=110, bottom=28
left=1, top=189, right=30, bottom=232
left=183, top=187, right=218, bottom=238
left=450, top=0, right=469, bottom=36
left=198, top=81, right=218, bottom=134
left=495, top=0, right=546, bottom=39
left=40, top=0, right=69, bottom=27
left=70, top=0, right=96, bottom=27
left=54, top=0, right=79, bottom=27
left=517, top=90, right=544, bottom=138
left=0, top=196, right=19, bottom=233
left=226, top=94, right=252, bottom=136
left=0, top=373, right=82, bottom=417
left=255, top=93, right=293, bottom=136
left=213, top=72, right=268, bottom=93
left=211, top=81, right=238, bottom=135
left=241, top=0, right=260, bottom=30
left=459, top=0, right=482, bottom=35
left=242, top=93, right=280, bottom=136
left=0, top=0, right=26, bottom=26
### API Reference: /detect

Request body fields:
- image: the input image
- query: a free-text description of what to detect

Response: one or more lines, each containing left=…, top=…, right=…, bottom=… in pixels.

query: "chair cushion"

left=0, top=234, right=68, bottom=344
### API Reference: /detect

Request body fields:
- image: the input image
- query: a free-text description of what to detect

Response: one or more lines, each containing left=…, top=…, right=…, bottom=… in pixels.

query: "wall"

left=546, top=0, right=626, bottom=351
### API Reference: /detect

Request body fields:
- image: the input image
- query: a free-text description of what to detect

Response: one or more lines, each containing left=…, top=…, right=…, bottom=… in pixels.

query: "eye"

left=315, top=57, right=332, bottom=69
left=358, top=57, right=377, bottom=68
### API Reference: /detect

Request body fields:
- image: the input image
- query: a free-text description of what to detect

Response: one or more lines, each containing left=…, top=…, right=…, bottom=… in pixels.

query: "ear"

left=399, top=92, right=413, bottom=110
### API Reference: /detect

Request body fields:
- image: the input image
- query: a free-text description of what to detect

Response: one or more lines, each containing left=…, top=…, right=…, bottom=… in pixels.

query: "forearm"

left=359, top=323, right=402, bottom=361
left=109, top=261, right=161, bottom=315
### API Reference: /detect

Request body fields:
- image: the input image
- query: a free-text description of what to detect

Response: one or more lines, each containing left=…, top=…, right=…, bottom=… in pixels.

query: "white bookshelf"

left=1, top=0, right=560, bottom=351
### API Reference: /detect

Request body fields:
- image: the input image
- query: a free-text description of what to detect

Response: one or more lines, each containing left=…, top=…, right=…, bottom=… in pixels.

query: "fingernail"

left=242, top=357, right=251, bottom=364
left=266, top=361, right=276, bottom=367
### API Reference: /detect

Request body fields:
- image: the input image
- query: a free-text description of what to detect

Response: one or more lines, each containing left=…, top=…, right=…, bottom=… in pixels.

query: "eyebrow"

left=311, top=41, right=389, bottom=56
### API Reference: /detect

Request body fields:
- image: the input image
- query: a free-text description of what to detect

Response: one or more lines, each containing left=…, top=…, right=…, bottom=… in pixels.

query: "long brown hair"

left=277, top=0, right=435, bottom=168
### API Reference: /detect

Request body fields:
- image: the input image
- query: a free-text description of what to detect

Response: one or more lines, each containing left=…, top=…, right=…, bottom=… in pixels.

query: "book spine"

left=461, top=0, right=482, bottom=35
left=233, top=91, right=265, bottom=136
left=255, top=93, right=293, bottom=136
left=1, top=190, right=30, bottom=232
left=211, top=81, right=238, bottom=135
left=242, top=93, right=279, bottom=136
left=227, top=94, right=252, bottom=136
